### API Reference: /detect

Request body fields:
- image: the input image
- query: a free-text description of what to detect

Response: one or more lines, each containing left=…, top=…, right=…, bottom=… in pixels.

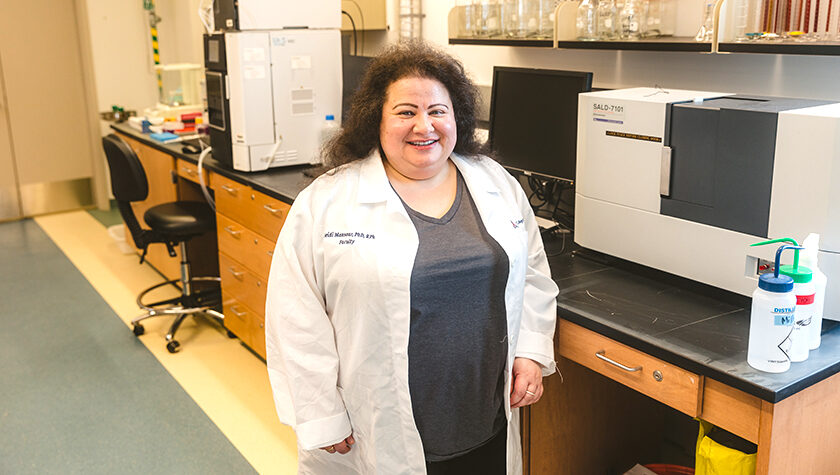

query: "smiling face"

left=379, top=76, right=457, bottom=181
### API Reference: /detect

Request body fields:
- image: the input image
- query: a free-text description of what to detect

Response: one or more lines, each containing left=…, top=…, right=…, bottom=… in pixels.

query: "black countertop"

left=113, top=123, right=840, bottom=404
left=111, top=123, right=316, bottom=204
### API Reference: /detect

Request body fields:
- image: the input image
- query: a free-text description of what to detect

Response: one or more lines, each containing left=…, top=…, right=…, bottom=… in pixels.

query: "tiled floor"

left=33, top=210, right=299, bottom=474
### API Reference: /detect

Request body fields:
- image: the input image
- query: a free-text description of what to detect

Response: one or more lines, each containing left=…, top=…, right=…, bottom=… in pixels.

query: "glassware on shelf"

left=731, top=0, right=749, bottom=41
left=695, top=0, right=715, bottom=42
left=456, top=0, right=476, bottom=38
left=474, top=0, right=503, bottom=37
left=642, top=0, right=661, bottom=37
left=658, top=0, right=676, bottom=36
left=576, top=0, right=600, bottom=40
left=534, top=0, right=556, bottom=39
left=597, top=0, right=619, bottom=39
left=502, top=0, right=529, bottom=38
left=620, top=0, right=643, bottom=39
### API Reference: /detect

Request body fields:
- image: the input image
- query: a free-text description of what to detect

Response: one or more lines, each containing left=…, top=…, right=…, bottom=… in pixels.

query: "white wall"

left=422, top=1, right=840, bottom=102
left=84, top=0, right=205, bottom=114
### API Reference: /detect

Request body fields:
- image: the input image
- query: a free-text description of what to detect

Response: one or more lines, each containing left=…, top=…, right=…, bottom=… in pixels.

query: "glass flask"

left=597, top=0, right=619, bottom=39
left=576, top=0, right=599, bottom=40
left=695, top=0, right=715, bottom=41
left=620, top=0, right=642, bottom=39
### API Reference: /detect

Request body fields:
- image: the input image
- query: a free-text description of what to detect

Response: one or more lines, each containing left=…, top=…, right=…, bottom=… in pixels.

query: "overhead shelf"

left=555, top=37, right=709, bottom=52
left=718, top=41, right=840, bottom=56
left=448, top=37, right=554, bottom=47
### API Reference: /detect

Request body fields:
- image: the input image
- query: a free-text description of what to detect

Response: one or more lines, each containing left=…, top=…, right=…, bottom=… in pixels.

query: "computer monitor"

left=488, top=67, right=593, bottom=183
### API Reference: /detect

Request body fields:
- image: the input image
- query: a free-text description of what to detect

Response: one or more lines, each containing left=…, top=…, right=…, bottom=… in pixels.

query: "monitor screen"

left=488, top=67, right=593, bottom=183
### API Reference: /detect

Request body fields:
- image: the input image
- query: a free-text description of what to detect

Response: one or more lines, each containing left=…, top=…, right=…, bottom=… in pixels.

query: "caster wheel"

left=132, top=324, right=145, bottom=336
left=166, top=340, right=181, bottom=353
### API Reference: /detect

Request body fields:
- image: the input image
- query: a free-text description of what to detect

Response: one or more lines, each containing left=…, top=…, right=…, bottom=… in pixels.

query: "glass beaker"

left=577, top=0, right=600, bottom=40
left=642, top=0, right=661, bottom=37
left=534, top=0, right=556, bottom=38
left=474, top=0, right=503, bottom=37
left=598, top=0, right=619, bottom=39
left=620, top=0, right=642, bottom=39
left=502, top=0, right=527, bottom=37
left=456, top=0, right=475, bottom=38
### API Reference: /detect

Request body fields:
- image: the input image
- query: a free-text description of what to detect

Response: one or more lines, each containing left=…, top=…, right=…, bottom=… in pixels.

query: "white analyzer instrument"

left=205, top=29, right=342, bottom=172
left=575, top=88, right=840, bottom=320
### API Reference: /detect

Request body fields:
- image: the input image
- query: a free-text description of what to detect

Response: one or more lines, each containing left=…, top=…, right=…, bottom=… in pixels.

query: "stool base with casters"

left=130, top=242, right=224, bottom=353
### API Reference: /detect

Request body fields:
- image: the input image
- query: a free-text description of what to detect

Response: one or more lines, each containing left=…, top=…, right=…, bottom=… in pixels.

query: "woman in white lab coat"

left=265, top=41, right=559, bottom=474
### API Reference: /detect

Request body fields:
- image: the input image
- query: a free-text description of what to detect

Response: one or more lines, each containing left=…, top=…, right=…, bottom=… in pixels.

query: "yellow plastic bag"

left=695, top=419, right=756, bottom=475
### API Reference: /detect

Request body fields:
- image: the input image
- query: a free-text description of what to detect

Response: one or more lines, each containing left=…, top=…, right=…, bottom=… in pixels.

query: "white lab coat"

left=265, top=150, right=559, bottom=474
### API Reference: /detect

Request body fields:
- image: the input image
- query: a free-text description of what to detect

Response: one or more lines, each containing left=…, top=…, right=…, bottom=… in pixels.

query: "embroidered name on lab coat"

left=324, top=231, right=376, bottom=245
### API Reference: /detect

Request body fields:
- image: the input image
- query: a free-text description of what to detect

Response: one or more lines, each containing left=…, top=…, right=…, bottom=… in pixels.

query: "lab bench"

left=110, top=123, right=840, bottom=474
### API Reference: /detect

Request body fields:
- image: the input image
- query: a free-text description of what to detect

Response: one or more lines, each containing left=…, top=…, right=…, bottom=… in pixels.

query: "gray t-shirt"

left=400, top=171, right=510, bottom=461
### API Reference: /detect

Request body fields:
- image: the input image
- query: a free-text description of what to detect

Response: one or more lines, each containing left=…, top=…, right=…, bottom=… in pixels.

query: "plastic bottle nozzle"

left=752, top=237, right=801, bottom=271
left=774, top=245, right=804, bottom=279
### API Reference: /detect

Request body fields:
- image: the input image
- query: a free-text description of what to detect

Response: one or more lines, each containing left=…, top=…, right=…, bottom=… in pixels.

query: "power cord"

left=197, top=145, right=215, bottom=212
left=341, top=11, right=358, bottom=55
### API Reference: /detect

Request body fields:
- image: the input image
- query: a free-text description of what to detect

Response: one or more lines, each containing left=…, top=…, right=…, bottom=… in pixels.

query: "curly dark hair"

left=323, top=40, right=481, bottom=168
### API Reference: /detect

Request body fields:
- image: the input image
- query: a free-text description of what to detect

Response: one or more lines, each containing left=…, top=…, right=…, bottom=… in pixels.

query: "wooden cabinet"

left=213, top=172, right=289, bottom=358
left=526, top=320, right=840, bottom=475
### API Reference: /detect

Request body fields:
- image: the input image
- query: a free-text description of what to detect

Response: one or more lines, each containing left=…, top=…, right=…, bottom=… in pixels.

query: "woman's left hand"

left=510, top=357, right=544, bottom=409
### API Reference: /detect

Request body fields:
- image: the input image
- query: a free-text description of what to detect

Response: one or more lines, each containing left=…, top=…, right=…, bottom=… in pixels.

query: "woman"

left=265, top=41, right=558, bottom=474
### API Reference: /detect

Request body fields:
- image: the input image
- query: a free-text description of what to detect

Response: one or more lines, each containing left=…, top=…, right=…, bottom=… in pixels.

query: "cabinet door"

left=0, top=59, right=20, bottom=221
left=0, top=0, right=96, bottom=216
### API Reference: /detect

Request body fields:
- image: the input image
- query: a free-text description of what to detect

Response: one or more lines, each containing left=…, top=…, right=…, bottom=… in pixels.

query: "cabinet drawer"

left=249, top=192, right=290, bottom=241
left=557, top=320, right=702, bottom=417
left=214, top=173, right=289, bottom=241
left=222, top=293, right=266, bottom=359
left=219, top=252, right=268, bottom=318
left=217, top=214, right=275, bottom=279
left=176, top=159, right=209, bottom=186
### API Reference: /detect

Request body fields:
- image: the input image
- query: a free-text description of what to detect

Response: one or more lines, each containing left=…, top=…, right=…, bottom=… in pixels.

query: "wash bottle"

left=752, top=238, right=814, bottom=362
left=801, top=233, right=827, bottom=350
left=747, top=245, right=800, bottom=373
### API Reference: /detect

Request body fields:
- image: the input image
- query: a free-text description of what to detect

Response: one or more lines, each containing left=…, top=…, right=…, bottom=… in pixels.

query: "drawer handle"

left=182, top=167, right=197, bottom=175
left=221, top=184, right=238, bottom=195
left=230, top=305, right=247, bottom=317
left=263, top=204, right=283, bottom=216
left=595, top=350, right=642, bottom=373
left=224, top=226, right=241, bottom=238
left=228, top=266, right=244, bottom=280
left=267, top=250, right=273, bottom=257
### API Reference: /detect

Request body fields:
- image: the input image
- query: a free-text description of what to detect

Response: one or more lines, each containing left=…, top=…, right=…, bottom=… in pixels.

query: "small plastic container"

left=747, top=244, right=798, bottom=373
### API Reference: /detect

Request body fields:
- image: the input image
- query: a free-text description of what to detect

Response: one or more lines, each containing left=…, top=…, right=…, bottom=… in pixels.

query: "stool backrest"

left=102, top=134, right=151, bottom=249
left=102, top=134, right=149, bottom=201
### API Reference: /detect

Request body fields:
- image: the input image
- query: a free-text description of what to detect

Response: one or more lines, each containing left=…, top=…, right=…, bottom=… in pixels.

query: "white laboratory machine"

left=204, top=0, right=342, bottom=172
left=212, top=0, right=340, bottom=31
left=575, top=87, right=840, bottom=320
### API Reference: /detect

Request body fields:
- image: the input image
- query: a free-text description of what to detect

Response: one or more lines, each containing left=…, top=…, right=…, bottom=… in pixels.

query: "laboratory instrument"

left=575, top=88, right=840, bottom=321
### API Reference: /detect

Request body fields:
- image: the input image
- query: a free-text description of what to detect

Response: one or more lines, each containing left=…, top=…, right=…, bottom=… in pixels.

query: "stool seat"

left=144, top=202, right=216, bottom=237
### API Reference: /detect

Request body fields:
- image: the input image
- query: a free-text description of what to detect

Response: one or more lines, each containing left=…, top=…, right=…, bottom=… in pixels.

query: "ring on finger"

left=326, top=446, right=336, bottom=453
left=525, top=390, right=536, bottom=397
